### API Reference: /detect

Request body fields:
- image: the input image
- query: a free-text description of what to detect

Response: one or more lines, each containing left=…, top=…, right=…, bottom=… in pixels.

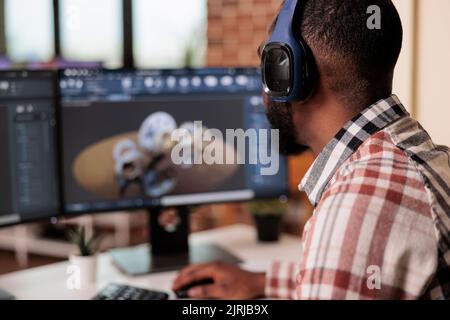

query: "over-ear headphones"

left=261, top=0, right=316, bottom=102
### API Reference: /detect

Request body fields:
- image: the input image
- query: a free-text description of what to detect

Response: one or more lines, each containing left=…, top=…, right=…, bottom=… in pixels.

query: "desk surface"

left=0, top=224, right=302, bottom=300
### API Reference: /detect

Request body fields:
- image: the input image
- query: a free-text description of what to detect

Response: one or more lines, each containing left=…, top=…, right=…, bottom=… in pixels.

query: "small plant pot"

left=69, top=254, right=98, bottom=289
left=253, top=214, right=282, bottom=242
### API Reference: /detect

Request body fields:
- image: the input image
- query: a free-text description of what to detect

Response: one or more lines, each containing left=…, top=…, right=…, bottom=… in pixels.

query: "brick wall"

left=206, top=0, right=282, bottom=67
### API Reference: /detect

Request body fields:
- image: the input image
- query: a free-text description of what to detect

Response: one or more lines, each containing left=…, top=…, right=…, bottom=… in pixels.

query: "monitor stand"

left=110, top=206, right=242, bottom=275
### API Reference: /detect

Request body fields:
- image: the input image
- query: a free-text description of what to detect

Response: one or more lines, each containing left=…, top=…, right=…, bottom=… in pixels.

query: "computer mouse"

left=174, top=278, right=214, bottom=299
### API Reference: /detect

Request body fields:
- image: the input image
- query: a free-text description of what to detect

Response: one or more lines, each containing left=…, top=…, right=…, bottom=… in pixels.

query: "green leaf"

left=67, top=226, right=101, bottom=257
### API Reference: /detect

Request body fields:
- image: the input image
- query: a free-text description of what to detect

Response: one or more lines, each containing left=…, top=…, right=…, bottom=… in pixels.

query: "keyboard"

left=92, top=283, right=169, bottom=300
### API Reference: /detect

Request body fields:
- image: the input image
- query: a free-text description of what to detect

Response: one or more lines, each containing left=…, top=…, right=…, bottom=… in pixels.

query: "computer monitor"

left=0, top=70, right=60, bottom=227
left=58, top=67, right=288, bottom=274
left=58, top=68, right=288, bottom=212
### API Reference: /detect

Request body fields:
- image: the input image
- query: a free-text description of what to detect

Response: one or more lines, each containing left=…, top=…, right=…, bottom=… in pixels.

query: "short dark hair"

left=297, top=0, right=403, bottom=108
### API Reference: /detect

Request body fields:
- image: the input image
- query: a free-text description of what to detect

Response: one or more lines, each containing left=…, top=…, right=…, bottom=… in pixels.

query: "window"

left=59, top=0, right=123, bottom=68
left=132, top=0, right=207, bottom=68
left=5, top=0, right=55, bottom=63
left=1, top=0, right=207, bottom=68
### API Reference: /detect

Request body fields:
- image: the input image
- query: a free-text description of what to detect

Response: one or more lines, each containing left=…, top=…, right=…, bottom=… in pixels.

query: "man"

left=172, top=0, right=450, bottom=299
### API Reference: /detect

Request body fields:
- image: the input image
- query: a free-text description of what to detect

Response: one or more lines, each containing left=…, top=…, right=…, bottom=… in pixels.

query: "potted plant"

left=68, top=226, right=101, bottom=289
left=246, top=199, right=287, bottom=242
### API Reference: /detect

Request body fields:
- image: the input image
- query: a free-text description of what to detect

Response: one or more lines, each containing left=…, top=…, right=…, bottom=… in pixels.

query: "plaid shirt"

left=265, top=95, right=450, bottom=299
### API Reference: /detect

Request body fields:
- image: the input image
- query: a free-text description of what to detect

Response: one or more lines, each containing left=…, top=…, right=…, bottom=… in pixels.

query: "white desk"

left=0, top=224, right=302, bottom=300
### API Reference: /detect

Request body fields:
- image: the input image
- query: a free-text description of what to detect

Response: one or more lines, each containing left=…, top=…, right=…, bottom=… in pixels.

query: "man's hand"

left=172, top=262, right=266, bottom=299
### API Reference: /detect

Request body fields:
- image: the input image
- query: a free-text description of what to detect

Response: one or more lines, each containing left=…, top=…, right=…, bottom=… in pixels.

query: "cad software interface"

left=59, top=68, right=287, bottom=213
left=0, top=71, right=59, bottom=226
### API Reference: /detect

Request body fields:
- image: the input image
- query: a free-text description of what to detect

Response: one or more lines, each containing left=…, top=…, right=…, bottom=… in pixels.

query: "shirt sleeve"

left=265, top=261, right=298, bottom=299
left=295, top=160, right=439, bottom=299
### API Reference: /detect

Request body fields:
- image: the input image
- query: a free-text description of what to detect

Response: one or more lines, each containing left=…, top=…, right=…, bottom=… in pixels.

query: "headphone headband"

left=261, top=0, right=316, bottom=102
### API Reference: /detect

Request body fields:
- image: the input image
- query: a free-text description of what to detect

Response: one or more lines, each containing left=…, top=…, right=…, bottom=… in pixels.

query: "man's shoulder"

left=335, top=129, right=417, bottom=179
left=322, top=129, right=431, bottom=213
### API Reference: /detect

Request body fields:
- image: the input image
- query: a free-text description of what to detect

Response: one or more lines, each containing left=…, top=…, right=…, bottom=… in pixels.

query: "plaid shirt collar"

left=300, top=94, right=409, bottom=206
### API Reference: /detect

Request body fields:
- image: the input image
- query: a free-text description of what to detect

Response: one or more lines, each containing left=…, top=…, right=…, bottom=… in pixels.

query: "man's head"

left=262, top=0, right=403, bottom=155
